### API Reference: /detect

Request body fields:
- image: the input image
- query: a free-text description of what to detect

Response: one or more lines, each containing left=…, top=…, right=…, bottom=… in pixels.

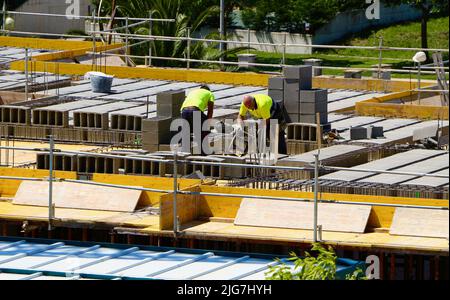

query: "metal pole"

left=146, top=96, right=150, bottom=119
left=219, top=0, right=225, bottom=61
left=378, top=36, right=383, bottom=79
left=24, top=48, right=29, bottom=101
left=247, top=28, right=251, bottom=54
left=48, top=135, right=54, bottom=231
left=187, top=27, right=191, bottom=70
left=282, top=32, right=287, bottom=67
left=2, top=0, right=6, bottom=31
left=125, top=17, right=129, bottom=66
left=92, top=10, right=96, bottom=71
left=148, top=11, right=153, bottom=67
left=313, top=153, right=319, bottom=243
left=173, top=149, right=178, bottom=235
left=418, top=62, right=422, bottom=104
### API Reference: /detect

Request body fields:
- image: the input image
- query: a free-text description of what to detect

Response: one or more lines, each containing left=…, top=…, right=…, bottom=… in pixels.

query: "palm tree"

left=93, top=0, right=250, bottom=69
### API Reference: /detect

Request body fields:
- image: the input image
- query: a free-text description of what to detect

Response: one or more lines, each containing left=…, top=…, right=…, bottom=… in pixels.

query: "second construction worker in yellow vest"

left=181, top=85, right=215, bottom=154
left=237, top=94, right=287, bottom=154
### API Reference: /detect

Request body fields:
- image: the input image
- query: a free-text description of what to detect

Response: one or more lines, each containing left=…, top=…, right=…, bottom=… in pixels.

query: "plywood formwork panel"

left=390, top=208, right=449, bottom=239
left=234, top=198, right=372, bottom=233
left=13, top=181, right=142, bottom=212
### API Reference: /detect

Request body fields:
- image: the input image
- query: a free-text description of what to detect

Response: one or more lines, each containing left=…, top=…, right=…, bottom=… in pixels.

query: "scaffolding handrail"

left=0, top=175, right=447, bottom=211
left=66, top=50, right=447, bottom=75
left=0, top=145, right=448, bottom=179
left=4, top=10, right=175, bottom=22
left=85, top=30, right=450, bottom=53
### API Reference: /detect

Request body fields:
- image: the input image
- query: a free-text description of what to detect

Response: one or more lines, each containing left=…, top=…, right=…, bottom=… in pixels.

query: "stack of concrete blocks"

left=299, top=89, right=328, bottom=124
left=142, top=116, right=173, bottom=153
left=282, top=66, right=328, bottom=125
left=142, top=90, right=185, bottom=152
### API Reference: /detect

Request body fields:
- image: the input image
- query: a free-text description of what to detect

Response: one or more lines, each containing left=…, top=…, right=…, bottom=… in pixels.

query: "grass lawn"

left=230, top=16, right=449, bottom=80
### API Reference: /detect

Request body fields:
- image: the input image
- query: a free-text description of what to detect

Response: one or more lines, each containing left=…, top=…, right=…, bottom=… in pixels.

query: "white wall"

left=13, top=0, right=92, bottom=35
left=196, top=28, right=313, bottom=55
left=228, top=29, right=312, bottom=55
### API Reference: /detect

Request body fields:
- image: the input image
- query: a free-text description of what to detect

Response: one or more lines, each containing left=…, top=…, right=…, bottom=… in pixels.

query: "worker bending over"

left=180, top=85, right=215, bottom=154
left=237, top=94, right=287, bottom=154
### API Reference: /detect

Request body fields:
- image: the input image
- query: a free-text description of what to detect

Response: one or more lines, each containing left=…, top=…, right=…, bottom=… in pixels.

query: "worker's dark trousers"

left=269, top=101, right=288, bottom=155
left=181, top=108, right=208, bottom=155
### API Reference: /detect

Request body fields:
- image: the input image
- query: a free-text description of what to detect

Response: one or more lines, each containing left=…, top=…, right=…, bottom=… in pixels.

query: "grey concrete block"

left=157, top=104, right=180, bottom=118
left=370, top=126, right=384, bottom=138
left=299, top=89, right=328, bottom=103
left=268, top=77, right=285, bottom=90
left=283, top=65, right=312, bottom=89
left=268, top=89, right=284, bottom=102
left=344, top=70, right=363, bottom=79
left=299, top=101, right=328, bottom=115
left=142, top=116, right=173, bottom=144
left=288, top=114, right=300, bottom=123
left=284, top=79, right=300, bottom=112
left=156, top=90, right=185, bottom=118
left=372, top=71, right=391, bottom=80
left=284, top=78, right=300, bottom=92
left=350, top=127, right=369, bottom=140
left=303, top=59, right=323, bottom=76
left=299, top=113, right=328, bottom=125
left=284, top=97, right=299, bottom=114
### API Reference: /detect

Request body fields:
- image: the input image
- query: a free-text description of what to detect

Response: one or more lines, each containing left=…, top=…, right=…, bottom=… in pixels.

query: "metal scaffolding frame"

left=0, top=142, right=448, bottom=240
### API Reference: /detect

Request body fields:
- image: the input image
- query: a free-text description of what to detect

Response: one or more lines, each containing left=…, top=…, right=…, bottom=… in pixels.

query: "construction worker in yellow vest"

left=181, top=85, right=215, bottom=154
left=237, top=94, right=287, bottom=154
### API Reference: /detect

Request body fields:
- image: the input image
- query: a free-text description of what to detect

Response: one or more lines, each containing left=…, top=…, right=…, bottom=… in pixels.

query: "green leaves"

left=265, top=243, right=366, bottom=280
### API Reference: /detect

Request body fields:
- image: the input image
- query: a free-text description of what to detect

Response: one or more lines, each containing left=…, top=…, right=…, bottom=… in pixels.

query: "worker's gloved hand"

left=232, top=123, right=244, bottom=135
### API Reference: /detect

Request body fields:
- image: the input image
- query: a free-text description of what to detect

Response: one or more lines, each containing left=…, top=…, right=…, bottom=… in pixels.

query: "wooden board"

left=390, top=208, right=449, bottom=239
left=234, top=198, right=372, bottom=233
left=12, top=181, right=142, bottom=212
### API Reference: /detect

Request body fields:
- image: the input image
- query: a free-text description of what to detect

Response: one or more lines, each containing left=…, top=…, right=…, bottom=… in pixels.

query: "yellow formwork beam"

left=10, top=60, right=270, bottom=86
left=313, top=77, right=434, bottom=93
left=159, top=186, right=200, bottom=230
left=0, top=36, right=95, bottom=51
left=356, top=101, right=449, bottom=120
left=32, top=44, right=123, bottom=62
